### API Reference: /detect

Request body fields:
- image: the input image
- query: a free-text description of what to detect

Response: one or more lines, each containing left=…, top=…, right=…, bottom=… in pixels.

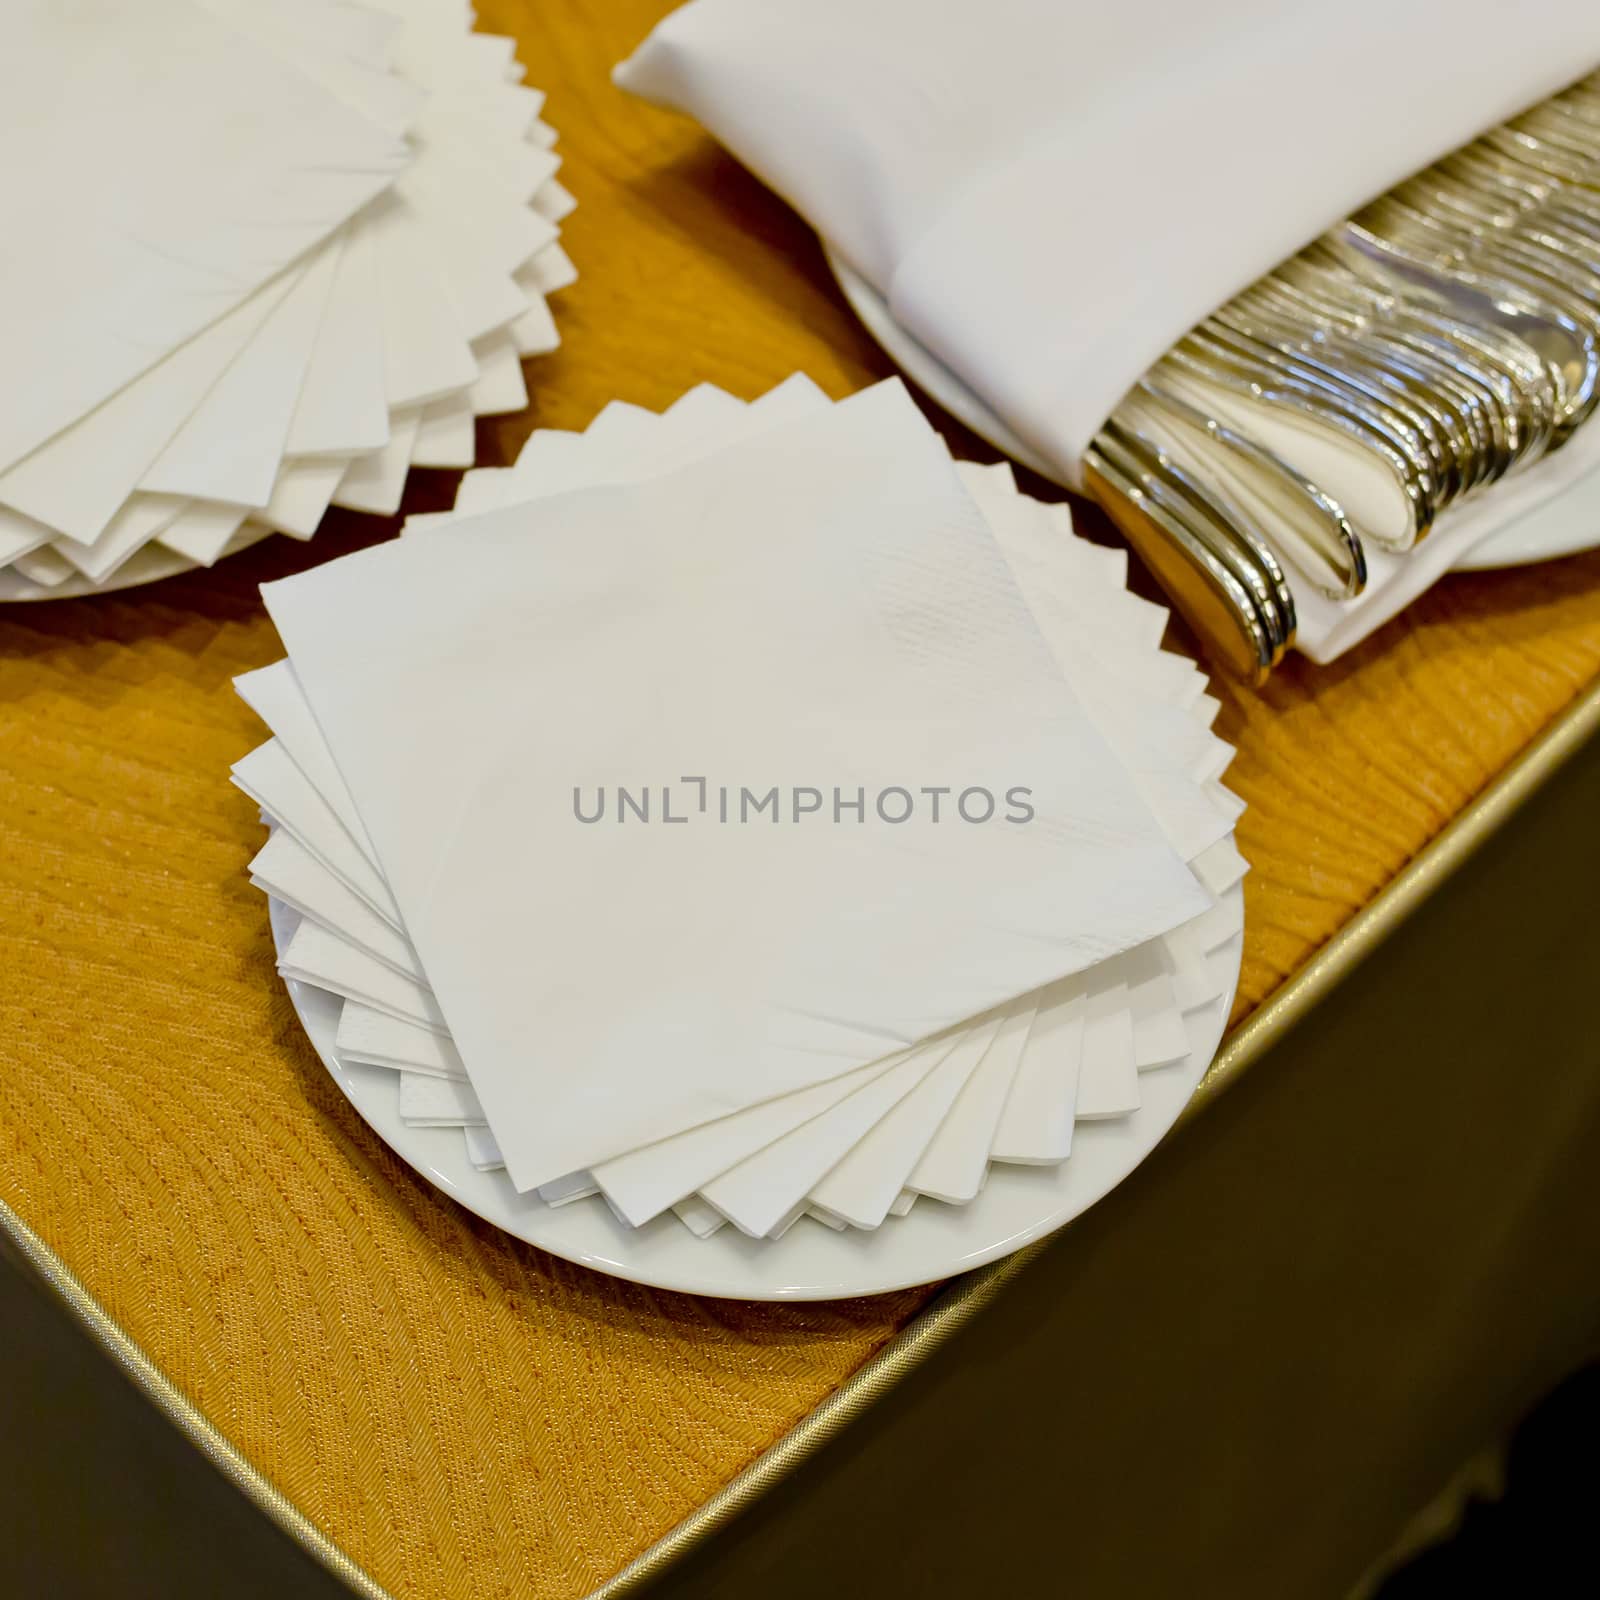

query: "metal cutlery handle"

left=1080, top=70, right=1600, bottom=680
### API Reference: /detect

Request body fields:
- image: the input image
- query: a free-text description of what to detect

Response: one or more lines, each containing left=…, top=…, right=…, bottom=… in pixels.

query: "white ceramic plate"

left=271, top=895, right=1242, bottom=1300
left=824, top=246, right=1600, bottom=574
left=0, top=524, right=273, bottom=602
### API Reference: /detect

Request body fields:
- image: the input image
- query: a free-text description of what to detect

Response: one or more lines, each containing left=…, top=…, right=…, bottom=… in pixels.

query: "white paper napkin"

left=262, top=382, right=1208, bottom=1189
left=244, top=376, right=1244, bottom=1242
left=0, top=0, right=407, bottom=474
left=0, top=0, right=576, bottom=597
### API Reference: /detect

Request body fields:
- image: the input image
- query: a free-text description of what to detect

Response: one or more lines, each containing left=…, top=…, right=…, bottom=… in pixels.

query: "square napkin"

left=239, top=376, right=1245, bottom=1240
left=0, top=0, right=575, bottom=596
left=262, top=381, right=1208, bottom=1189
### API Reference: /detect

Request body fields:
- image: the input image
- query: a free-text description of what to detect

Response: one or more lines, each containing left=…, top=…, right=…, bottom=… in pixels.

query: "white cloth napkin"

left=616, top=0, right=1600, bottom=658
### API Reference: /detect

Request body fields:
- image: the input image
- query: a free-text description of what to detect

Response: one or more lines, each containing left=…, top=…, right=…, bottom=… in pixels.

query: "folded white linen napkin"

left=616, top=0, right=1600, bottom=658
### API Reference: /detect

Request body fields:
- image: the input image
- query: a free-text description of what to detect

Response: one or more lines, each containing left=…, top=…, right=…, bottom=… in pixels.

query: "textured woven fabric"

left=3, top=3, right=1600, bottom=1596
left=0, top=525, right=934, bottom=1600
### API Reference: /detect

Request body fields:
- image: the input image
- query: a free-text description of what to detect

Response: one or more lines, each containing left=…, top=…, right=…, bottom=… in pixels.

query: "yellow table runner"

left=5, top=4, right=1600, bottom=1595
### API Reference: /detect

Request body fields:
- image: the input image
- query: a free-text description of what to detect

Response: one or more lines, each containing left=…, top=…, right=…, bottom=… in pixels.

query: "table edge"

left=584, top=670, right=1600, bottom=1600
left=4, top=676, right=1599, bottom=1600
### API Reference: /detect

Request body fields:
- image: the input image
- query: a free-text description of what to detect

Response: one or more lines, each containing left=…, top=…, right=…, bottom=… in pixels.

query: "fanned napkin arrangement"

left=0, top=0, right=575, bottom=601
left=616, top=0, right=1600, bottom=666
left=235, top=377, right=1247, bottom=1260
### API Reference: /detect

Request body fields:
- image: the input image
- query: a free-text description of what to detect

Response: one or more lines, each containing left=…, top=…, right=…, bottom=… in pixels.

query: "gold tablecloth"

left=4, top=4, right=1600, bottom=1596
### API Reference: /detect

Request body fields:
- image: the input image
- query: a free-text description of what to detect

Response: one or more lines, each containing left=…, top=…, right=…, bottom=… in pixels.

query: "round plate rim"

left=271, top=894, right=1243, bottom=1301
left=0, top=525, right=273, bottom=603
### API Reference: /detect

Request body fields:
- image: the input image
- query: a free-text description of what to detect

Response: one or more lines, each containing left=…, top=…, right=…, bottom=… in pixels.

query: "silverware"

left=1092, top=70, right=1600, bottom=677
left=1083, top=441, right=1282, bottom=683
left=1132, top=379, right=1365, bottom=600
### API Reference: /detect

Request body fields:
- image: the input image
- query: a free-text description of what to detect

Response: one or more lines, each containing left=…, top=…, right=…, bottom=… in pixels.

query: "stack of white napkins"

left=235, top=375, right=1248, bottom=1242
left=0, top=0, right=575, bottom=602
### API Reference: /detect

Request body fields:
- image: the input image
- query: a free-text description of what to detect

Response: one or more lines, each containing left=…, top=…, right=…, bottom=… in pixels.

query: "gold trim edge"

left=0, top=1203, right=398, bottom=1600
left=1, top=676, right=1597, bottom=1600
left=586, top=671, right=1600, bottom=1600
